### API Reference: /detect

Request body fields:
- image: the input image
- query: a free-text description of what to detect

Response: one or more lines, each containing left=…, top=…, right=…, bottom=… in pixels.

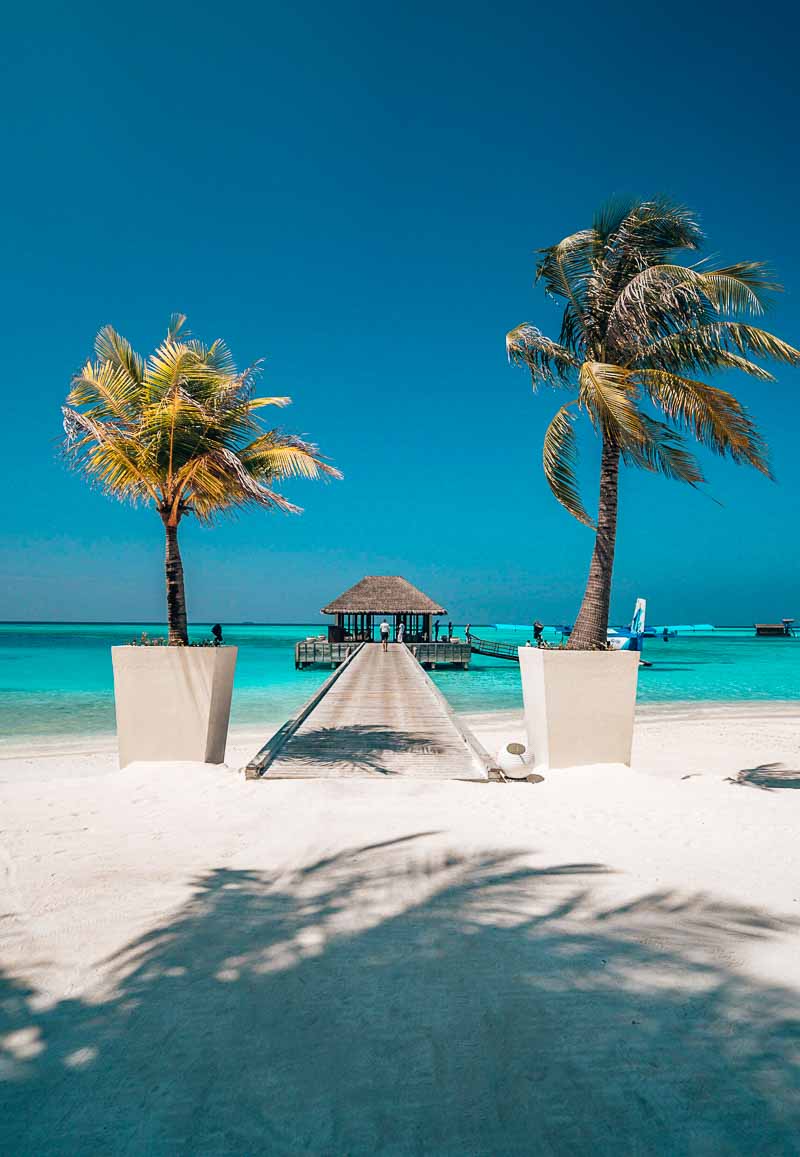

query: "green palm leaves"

left=507, top=198, right=800, bottom=528
left=63, top=315, right=341, bottom=526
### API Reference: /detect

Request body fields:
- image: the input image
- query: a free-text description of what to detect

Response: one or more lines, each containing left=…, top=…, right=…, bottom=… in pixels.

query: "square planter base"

left=518, top=647, right=640, bottom=772
left=111, top=646, right=238, bottom=767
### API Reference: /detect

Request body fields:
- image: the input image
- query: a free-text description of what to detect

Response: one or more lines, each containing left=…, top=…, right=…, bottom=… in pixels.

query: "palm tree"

left=507, top=198, right=799, bottom=650
left=63, top=316, right=341, bottom=645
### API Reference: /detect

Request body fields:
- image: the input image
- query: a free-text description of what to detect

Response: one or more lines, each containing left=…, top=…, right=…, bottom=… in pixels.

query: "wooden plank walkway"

left=247, top=643, right=491, bottom=780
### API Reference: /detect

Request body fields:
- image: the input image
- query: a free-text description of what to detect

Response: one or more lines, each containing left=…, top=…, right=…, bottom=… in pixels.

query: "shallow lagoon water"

left=1, top=622, right=798, bottom=750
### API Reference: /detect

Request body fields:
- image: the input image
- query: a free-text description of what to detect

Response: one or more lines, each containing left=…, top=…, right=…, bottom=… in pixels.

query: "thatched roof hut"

left=322, top=576, right=446, bottom=643
left=322, top=576, right=446, bottom=615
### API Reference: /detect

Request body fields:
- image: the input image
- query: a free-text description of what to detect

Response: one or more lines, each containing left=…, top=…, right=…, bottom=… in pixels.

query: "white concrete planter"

left=111, top=646, right=238, bottom=767
left=518, top=647, right=640, bottom=772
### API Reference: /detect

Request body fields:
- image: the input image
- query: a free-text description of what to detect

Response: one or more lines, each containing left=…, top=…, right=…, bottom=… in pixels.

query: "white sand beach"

left=2, top=702, right=799, bottom=1154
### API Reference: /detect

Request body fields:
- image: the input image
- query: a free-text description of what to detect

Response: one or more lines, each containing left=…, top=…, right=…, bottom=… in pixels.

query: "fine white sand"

left=1, top=703, right=799, bottom=1154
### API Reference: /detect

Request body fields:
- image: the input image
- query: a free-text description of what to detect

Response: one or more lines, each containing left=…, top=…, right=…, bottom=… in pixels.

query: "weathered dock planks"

left=246, top=643, right=492, bottom=780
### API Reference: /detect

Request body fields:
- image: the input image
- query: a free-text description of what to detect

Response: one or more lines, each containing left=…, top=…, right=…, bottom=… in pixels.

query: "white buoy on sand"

left=495, top=739, right=532, bottom=779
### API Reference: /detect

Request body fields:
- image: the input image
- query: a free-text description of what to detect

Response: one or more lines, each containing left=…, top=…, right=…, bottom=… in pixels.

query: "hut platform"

left=246, top=643, right=492, bottom=780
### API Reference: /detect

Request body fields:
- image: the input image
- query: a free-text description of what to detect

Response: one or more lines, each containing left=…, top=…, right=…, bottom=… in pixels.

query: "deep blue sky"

left=2, top=0, right=798, bottom=626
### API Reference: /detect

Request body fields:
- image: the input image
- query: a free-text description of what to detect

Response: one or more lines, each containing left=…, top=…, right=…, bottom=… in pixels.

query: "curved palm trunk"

left=163, top=517, right=189, bottom=645
left=566, top=439, right=620, bottom=650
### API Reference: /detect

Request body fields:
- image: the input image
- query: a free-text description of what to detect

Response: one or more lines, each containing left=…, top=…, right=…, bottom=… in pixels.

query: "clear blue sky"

left=1, top=0, right=798, bottom=626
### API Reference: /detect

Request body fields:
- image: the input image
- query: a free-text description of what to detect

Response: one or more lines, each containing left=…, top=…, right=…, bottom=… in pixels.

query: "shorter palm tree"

left=63, top=316, right=341, bottom=644
left=507, top=199, right=800, bottom=649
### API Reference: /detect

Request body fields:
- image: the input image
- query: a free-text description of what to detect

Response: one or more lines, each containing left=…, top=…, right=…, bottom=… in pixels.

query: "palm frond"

left=642, top=322, right=800, bottom=375
left=505, top=324, right=578, bottom=388
left=578, top=362, right=646, bottom=442
left=696, top=262, right=780, bottom=314
left=535, top=230, right=599, bottom=351
left=535, top=230, right=599, bottom=297
left=94, top=325, right=144, bottom=385
left=605, top=198, right=703, bottom=260
left=145, top=338, right=212, bottom=398
left=589, top=200, right=704, bottom=330
left=542, top=404, right=593, bottom=527
left=248, top=395, right=292, bottom=409
left=593, top=198, right=640, bottom=242
left=167, top=313, right=188, bottom=341
left=68, top=360, right=142, bottom=425
left=619, top=415, right=705, bottom=485
left=608, top=262, right=774, bottom=352
left=708, top=352, right=776, bottom=381
left=638, top=370, right=771, bottom=475
left=187, top=447, right=303, bottom=522
left=62, top=407, right=160, bottom=503
left=239, top=433, right=343, bottom=481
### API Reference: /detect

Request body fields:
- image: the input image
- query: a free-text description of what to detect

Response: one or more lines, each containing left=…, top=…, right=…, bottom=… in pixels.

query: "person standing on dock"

left=434, top=619, right=440, bottom=642
left=533, top=620, right=543, bottom=645
left=397, top=621, right=405, bottom=643
left=447, top=620, right=453, bottom=641
left=379, top=619, right=390, bottom=652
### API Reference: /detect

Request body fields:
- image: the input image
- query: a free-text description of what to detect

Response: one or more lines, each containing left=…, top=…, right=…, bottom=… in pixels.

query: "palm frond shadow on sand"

left=2, top=835, right=799, bottom=1154
left=726, top=762, right=800, bottom=790
left=274, top=724, right=448, bottom=773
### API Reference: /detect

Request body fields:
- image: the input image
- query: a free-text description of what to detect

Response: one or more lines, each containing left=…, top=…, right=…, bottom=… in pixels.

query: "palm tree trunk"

left=566, top=438, right=620, bottom=650
left=163, top=517, right=189, bottom=645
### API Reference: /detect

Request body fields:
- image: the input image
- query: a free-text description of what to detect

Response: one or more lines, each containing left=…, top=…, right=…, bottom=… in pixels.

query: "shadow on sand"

left=2, top=835, right=799, bottom=1154
left=727, top=762, right=800, bottom=791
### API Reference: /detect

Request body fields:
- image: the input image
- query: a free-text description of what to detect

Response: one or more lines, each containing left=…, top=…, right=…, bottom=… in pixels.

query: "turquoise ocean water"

left=1, top=623, right=798, bottom=751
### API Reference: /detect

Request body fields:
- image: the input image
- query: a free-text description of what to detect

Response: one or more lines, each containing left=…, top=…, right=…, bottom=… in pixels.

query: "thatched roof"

left=322, top=576, right=446, bottom=615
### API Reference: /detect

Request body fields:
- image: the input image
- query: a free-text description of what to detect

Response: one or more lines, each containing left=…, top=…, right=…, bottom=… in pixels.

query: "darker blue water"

left=1, top=623, right=798, bottom=748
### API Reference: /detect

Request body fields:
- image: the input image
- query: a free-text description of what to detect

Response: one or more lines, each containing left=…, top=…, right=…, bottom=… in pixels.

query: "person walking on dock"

left=379, top=619, right=390, bottom=652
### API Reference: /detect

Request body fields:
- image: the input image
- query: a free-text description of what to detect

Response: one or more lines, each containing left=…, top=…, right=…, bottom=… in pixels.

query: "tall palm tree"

left=63, top=316, right=341, bottom=645
left=507, top=199, right=799, bottom=649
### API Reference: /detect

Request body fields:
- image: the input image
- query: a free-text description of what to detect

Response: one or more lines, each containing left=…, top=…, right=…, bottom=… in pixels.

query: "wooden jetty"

left=754, top=620, right=796, bottom=638
left=246, top=643, right=495, bottom=781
